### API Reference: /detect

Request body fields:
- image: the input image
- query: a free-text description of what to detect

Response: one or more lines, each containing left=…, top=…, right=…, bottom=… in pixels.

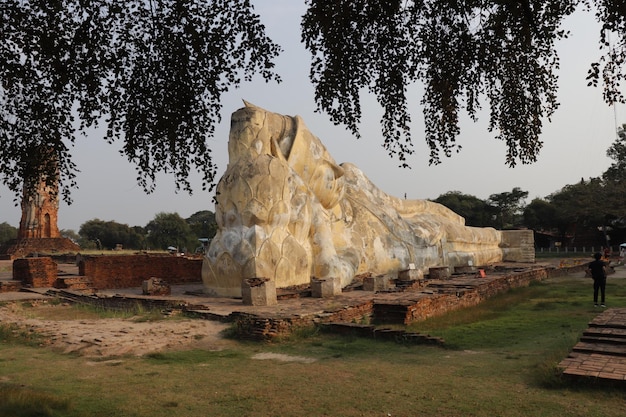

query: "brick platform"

left=1, top=259, right=593, bottom=343
left=51, top=263, right=573, bottom=340
left=559, top=308, right=626, bottom=383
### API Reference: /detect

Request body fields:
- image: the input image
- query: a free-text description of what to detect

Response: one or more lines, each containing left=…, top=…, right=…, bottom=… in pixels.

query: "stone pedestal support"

left=311, top=277, right=341, bottom=298
left=454, top=266, right=476, bottom=274
left=429, top=266, right=451, bottom=280
left=363, top=275, right=393, bottom=292
left=242, top=278, right=277, bottom=306
left=398, top=269, right=424, bottom=281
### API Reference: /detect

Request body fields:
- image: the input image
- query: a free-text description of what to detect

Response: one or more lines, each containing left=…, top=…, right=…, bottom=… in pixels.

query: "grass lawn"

left=1, top=273, right=626, bottom=417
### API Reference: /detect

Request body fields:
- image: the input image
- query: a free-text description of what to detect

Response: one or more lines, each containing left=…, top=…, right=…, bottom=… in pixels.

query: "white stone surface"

left=203, top=103, right=525, bottom=297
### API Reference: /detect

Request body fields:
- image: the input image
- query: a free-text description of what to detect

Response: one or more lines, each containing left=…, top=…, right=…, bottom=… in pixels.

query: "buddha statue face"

left=228, top=102, right=345, bottom=210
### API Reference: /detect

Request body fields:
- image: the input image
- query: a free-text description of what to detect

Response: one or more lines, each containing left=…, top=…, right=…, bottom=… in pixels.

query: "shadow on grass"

left=0, top=383, right=70, bottom=417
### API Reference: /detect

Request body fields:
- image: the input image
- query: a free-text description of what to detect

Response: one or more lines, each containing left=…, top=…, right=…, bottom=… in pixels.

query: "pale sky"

left=1, top=2, right=625, bottom=231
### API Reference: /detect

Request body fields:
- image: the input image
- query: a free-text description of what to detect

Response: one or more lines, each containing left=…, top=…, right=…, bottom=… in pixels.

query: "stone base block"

left=428, top=266, right=451, bottom=280
left=363, top=275, right=392, bottom=292
left=142, top=277, right=171, bottom=295
left=311, top=277, right=341, bottom=298
left=454, top=266, right=476, bottom=274
left=242, top=278, right=277, bottom=306
left=398, top=269, right=424, bottom=281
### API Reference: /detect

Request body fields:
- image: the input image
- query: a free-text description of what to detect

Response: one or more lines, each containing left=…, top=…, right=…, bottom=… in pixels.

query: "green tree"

left=523, top=126, right=626, bottom=246
left=128, top=226, right=147, bottom=250
left=79, top=219, right=145, bottom=250
left=0, top=222, right=17, bottom=245
left=523, top=198, right=559, bottom=232
left=145, top=212, right=195, bottom=251
left=548, top=178, right=603, bottom=225
left=432, top=191, right=497, bottom=227
left=488, top=187, right=529, bottom=229
left=186, top=210, right=218, bottom=239
left=545, top=178, right=608, bottom=246
left=60, top=229, right=80, bottom=245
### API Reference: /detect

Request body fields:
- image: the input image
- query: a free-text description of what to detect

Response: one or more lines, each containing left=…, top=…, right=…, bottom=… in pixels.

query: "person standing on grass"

left=587, top=252, right=608, bottom=307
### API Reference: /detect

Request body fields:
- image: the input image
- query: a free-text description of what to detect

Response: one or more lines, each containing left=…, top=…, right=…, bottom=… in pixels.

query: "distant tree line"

left=433, top=187, right=529, bottom=230
left=0, top=210, right=218, bottom=252
left=524, top=124, right=626, bottom=249
left=429, top=124, right=626, bottom=249
left=440, top=124, right=626, bottom=249
left=71, top=210, right=218, bottom=252
left=0, top=221, right=17, bottom=245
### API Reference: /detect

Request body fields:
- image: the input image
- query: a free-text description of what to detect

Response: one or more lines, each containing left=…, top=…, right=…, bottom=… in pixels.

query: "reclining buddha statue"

left=202, top=102, right=532, bottom=297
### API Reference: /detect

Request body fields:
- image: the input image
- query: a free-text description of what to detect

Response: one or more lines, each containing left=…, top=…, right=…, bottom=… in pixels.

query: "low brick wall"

left=234, top=264, right=588, bottom=340
left=13, top=257, right=58, bottom=287
left=79, top=254, right=202, bottom=289
left=400, top=269, right=547, bottom=324
left=231, top=313, right=315, bottom=340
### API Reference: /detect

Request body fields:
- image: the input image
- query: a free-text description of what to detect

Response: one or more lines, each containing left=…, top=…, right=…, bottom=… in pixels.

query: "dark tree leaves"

left=0, top=0, right=281, bottom=203
left=603, top=123, right=626, bottom=182
left=2, top=0, right=625, bottom=205
left=586, top=0, right=626, bottom=104
left=302, top=0, right=417, bottom=166
left=302, top=0, right=624, bottom=167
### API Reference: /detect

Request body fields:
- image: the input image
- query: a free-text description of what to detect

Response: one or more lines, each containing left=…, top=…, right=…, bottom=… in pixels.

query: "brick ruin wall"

left=8, top=255, right=202, bottom=290
left=79, top=254, right=202, bottom=289
left=402, top=268, right=548, bottom=324
left=13, top=257, right=58, bottom=287
left=231, top=301, right=376, bottom=340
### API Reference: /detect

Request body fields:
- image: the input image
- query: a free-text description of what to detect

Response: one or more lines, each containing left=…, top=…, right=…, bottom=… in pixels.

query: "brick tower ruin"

left=1, top=177, right=80, bottom=259
left=18, top=179, right=60, bottom=239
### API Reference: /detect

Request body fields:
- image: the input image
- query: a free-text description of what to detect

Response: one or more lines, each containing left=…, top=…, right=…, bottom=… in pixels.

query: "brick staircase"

left=559, top=308, right=626, bottom=382
left=576, top=327, right=626, bottom=356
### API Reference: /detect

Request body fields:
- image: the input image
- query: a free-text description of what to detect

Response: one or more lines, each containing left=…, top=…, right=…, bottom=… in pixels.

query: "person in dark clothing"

left=587, top=252, right=608, bottom=307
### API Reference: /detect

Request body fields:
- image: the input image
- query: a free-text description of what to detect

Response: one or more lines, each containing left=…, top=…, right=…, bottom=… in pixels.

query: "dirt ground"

left=0, top=299, right=234, bottom=357
left=0, top=256, right=598, bottom=359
